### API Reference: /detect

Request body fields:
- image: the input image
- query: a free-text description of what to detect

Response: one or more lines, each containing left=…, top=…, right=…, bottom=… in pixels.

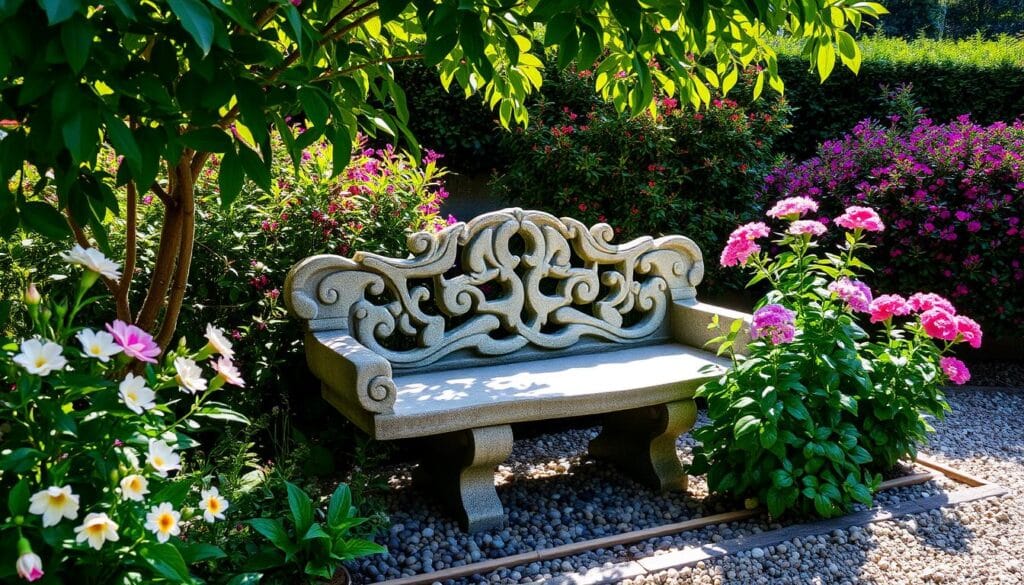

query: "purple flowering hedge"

left=764, top=115, right=1024, bottom=337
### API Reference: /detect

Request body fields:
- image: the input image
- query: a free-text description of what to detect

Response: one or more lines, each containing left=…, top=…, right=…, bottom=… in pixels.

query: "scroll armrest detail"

left=306, top=331, right=396, bottom=415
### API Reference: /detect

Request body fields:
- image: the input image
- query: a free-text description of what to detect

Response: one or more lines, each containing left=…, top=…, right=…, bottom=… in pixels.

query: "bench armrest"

left=306, top=331, right=396, bottom=415
left=669, top=301, right=752, bottom=356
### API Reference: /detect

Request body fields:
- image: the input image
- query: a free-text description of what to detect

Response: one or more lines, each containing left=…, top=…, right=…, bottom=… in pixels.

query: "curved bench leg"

left=415, top=424, right=513, bottom=533
left=588, top=399, right=697, bottom=492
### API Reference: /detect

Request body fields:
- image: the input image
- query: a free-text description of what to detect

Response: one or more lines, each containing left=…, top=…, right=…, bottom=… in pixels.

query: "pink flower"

left=720, top=222, right=770, bottom=267
left=787, top=220, right=827, bottom=236
left=105, top=320, right=160, bottom=363
left=908, top=293, right=956, bottom=314
left=920, top=308, right=959, bottom=341
left=828, top=278, right=873, bottom=312
left=834, top=206, right=884, bottom=232
left=750, top=304, right=797, bottom=344
left=16, top=548, right=43, bottom=582
left=767, top=196, right=819, bottom=219
left=868, top=294, right=911, bottom=323
left=940, top=357, right=971, bottom=385
left=213, top=356, right=246, bottom=388
left=955, top=316, right=983, bottom=349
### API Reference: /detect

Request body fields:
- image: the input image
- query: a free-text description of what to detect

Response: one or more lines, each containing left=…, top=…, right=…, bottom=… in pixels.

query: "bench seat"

left=376, top=344, right=729, bottom=440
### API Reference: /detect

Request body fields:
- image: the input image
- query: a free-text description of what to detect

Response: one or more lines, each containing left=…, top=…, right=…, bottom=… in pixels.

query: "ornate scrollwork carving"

left=285, top=208, right=704, bottom=370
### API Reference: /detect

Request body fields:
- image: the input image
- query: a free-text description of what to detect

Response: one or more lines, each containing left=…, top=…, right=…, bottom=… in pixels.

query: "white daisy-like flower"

left=119, top=374, right=156, bottom=414
left=59, top=245, right=122, bottom=279
left=28, top=485, right=80, bottom=527
left=144, top=502, right=181, bottom=543
left=147, top=439, right=181, bottom=477
left=119, top=474, right=150, bottom=502
left=198, top=487, right=229, bottom=523
left=76, top=329, right=123, bottom=362
left=204, top=324, right=235, bottom=359
left=174, top=357, right=207, bottom=394
left=74, top=513, right=119, bottom=550
left=213, top=356, right=245, bottom=388
left=13, top=338, right=67, bottom=376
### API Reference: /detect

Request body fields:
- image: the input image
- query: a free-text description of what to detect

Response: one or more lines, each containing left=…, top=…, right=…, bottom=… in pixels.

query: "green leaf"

left=104, top=114, right=142, bottom=178
left=62, top=106, right=99, bottom=164
left=816, top=39, right=836, bottom=82
left=379, top=0, right=411, bottom=22
left=21, top=201, right=71, bottom=240
left=846, top=481, right=873, bottom=506
left=238, top=143, right=271, bottom=191
left=283, top=3, right=304, bottom=54
left=226, top=574, right=263, bottom=585
left=145, top=542, right=192, bottom=583
left=247, top=519, right=296, bottom=554
left=218, top=149, right=244, bottom=209
left=327, top=483, right=352, bottom=529
left=286, top=482, right=314, bottom=536
left=8, top=478, right=29, bottom=516
left=332, top=538, right=386, bottom=561
left=813, top=493, right=835, bottom=517
left=733, top=414, right=760, bottom=441
left=167, top=0, right=215, bottom=55
left=765, top=487, right=787, bottom=517
left=298, top=87, right=330, bottom=129
left=608, top=0, right=642, bottom=42
left=60, top=14, right=93, bottom=73
left=303, top=523, right=330, bottom=542
left=181, top=128, right=232, bottom=153
left=179, top=542, right=227, bottom=563
left=41, top=0, right=80, bottom=24
left=151, top=480, right=191, bottom=508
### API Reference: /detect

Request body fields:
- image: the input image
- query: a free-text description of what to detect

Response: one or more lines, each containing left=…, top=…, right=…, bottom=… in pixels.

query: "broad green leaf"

left=327, top=483, right=352, bottom=528
left=145, top=543, right=192, bottom=583
left=286, top=482, right=314, bottom=536
left=60, top=14, right=93, bottom=73
left=379, top=0, right=411, bottom=22
left=816, top=40, right=836, bottom=82
left=180, top=128, right=232, bottom=153
left=331, top=538, right=386, bottom=561
left=21, top=201, right=71, bottom=240
left=8, top=478, right=29, bottom=516
left=218, top=149, right=244, bottom=209
left=167, top=0, right=215, bottom=55
left=41, top=0, right=79, bottom=24
left=247, top=518, right=296, bottom=554
left=179, top=542, right=227, bottom=563
left=297, top=87, right=330, bottom=129
left=103, top=113, right=142, bottom=178
left=733, top=414, right=760, bottom=441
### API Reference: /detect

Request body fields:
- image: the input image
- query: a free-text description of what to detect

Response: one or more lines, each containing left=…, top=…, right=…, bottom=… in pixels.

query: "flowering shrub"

left=764, top=114, right=1024, bottom=336
left=690, top=198, right=981, bottom=518
left=492, top=67, right=790, bottom=294
left=0, top=250, right=247, bottom=582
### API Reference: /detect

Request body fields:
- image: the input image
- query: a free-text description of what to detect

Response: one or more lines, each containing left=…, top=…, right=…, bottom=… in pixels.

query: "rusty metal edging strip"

left=374, top=466, right=964, bottom=585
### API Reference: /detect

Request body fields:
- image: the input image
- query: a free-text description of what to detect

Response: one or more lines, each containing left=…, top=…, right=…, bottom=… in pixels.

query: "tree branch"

left=136, top=168, right=184, bottom=331
left=115, top=180, right=138, bottom=322
left=151, top=181, right=173, bottom=206
left=155, top=160, right=196, bottom=348
left=314, top=53, right=423, bottom=83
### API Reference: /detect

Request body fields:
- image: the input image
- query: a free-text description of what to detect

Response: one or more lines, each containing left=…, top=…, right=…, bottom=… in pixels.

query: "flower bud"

left=24, top=283, right=41, bottom=305
left=16, top=538, right=44, bottom=582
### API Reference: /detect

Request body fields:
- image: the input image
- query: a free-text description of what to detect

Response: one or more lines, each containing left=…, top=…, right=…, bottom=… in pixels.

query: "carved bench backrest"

left=285, top=208, right=704, bottom=372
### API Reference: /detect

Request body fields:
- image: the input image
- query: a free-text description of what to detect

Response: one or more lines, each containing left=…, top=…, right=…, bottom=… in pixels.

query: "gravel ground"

left=350, top=376, right=1023, bottom=584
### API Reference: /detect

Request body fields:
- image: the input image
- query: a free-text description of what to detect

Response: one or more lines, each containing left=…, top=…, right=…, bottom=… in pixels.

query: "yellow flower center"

left=127, top=391, right=138, bottom=402
left=153, top=456, right=164, bottom=467
left=35, top=356, right=47, bottom=368
left=90, top=345, right=102, bottom=355
left=158, top=514, right=174, bottom=531
left=87, top=523, right=105, bottom=535
left=129, top=478, right=142, bottom=491
left=49, top=493, right=66, bottom=505
left=207, top=498, right=220, bottom=513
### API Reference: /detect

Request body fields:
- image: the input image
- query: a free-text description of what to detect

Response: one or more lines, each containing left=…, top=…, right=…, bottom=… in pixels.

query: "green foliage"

left=0, top=258, right=246, bottom=583
left=245, top=482, right=384, bottom=583
left=492, top=65, right=790, bottom=295
left=776, top=35, right=1024, bottom=156
left=691, top=202, right=977, bottom=518
left=878, top=0, right=1024, bottom=39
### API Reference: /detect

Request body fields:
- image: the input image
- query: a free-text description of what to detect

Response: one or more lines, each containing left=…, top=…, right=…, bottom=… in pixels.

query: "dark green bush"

left=491, top=67, right=791, bottom=295
left=778, top=35, right=1024, bottom=156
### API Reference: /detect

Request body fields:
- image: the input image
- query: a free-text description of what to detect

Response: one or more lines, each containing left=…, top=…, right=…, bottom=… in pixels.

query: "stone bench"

left=284, top=208, right=750, bottom=532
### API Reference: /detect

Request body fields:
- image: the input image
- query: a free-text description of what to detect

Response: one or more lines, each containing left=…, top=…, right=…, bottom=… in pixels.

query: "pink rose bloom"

left=834, top=206, right=884, bottom=232
left=720, top=222, right=770, bottom=267
left=908, top=292, right=956, bottom=314
left=868, top=294, right=911, bottom=323
left=955, top=315, right=983, bottom=349
left=828, top=278, right=873, bottom=313
left=751, top=304, right=797, bottom=344
left=105, top=320, right=160, bottom=363
left=767, top=196, right=819, bottom=219
left=920, top=308, right=959, bottom=341
left=940, top=356, right=971, bottom=385
left=787, top=220, right=827, bottom=236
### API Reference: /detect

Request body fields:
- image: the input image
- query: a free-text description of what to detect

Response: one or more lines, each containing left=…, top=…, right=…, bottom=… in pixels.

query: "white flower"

left=76, top=329, right=123, bottom=362
left=28, top=485, right=79, bottom=527
left=144, top=502, right=181, bottom=543
left=204, top=323, right=235, bottom=359
left=174, top=357, right=207, bottom=394
left=213, top=356, right=245, bottom=388
left=119, top=374, right=156, bottom=414
left=147, top=439, right=181, bottom=477
left=74, top=512, right=119, bottom=550
left=119, top=474, right=150, bottom=502
left=13, top=338, right=67, bottom=376
left=60, top=245, right=121, bottom=279
left=199, top=487, right=229, bottom=523
left=16, top=551, right=44, bottom=582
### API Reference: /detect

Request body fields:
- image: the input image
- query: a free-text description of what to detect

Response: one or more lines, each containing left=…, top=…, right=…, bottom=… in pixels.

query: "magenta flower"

left=766, top=196, right=819, bottom=219
left=787, top=220, right=826, bottom=236
left=834, top=206, right=884, bottom=232
left=955, top=315, right=983, bottom=349
left=720, top=222, right=770, bottom=267
left=908, top=293, right=956, bottom=315
left=750, top=304, right=797, bottom=344
left=105, top=320, right=160, bottom=363
left=868, top=294, right=911, bottom=323
left=828, top=278, right=873, bottom=313
left=920, top=308, right=959, bottom=341
left=940, top=356, right=971, bottom=385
